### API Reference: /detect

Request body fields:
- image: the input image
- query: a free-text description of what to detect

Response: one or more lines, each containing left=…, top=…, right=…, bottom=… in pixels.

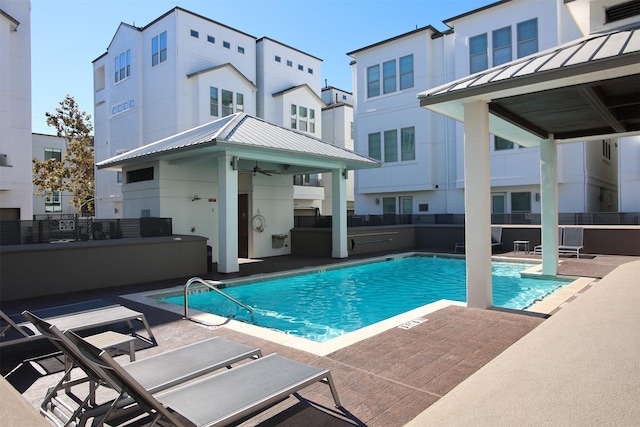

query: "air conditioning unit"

left=0, top=154, right=8, bottom=166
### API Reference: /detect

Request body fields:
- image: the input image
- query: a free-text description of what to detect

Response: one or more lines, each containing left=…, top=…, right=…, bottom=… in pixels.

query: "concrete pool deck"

left=1, top=252, right=638, bottom=426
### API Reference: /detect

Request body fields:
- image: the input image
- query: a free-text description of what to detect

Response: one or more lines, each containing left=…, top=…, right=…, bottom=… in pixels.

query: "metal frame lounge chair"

left=455, top=226, right=503, bottom=253
left=558, top=227, right=584, bottom=258
left=534, top=227, right=584, bottom=258
left=22, top=311, right=263, bottom=427
left=68, top=329, right=343, bottom=427
left=1, top=299, right=156, bottom=348
left=533, top=227, right=563, bottom=257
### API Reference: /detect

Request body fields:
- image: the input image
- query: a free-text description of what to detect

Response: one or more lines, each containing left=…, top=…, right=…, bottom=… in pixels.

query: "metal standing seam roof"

left=418, top=26, right=640, bottom=144
left=96, top=113, right=379, bottom=169
left=419, top=27, right=640, bottom=101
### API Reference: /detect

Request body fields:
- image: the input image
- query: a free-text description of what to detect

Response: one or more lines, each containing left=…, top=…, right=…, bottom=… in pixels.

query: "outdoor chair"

left=558, top=227, right=584, bottom=258
left=533, top=227, right=563, bottom=257
left=67, top=329, right=343, bottom=427
left=22, top=311, right=263, bottom=427
left=0, top=299, right=156, bottom=348
left=455, top=226, right=503, bottom=253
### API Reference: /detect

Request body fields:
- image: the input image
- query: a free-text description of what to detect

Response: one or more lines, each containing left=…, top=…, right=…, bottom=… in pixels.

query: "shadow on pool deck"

left=1, top=252, right=638, bottom=426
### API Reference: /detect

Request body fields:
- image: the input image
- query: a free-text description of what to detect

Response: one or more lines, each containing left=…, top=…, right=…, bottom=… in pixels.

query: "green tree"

left=33, top=95, right=95, bottom=216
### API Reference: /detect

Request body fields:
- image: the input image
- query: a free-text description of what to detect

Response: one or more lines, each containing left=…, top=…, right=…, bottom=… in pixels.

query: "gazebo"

left=418, top=27, right=640, bottom=308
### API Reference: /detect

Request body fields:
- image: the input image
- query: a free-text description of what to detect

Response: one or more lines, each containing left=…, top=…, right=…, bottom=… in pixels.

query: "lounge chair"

left=22, top=311, right=263, bottom=427
left=533, top=227, right=563, bottom=257
left=68, top=329, right=343, bottom=427
left=1, top=299, right=156, bottom=348
left=455, top=226, right=503, bottom=253
left=558, top=227, right=584, bottom=258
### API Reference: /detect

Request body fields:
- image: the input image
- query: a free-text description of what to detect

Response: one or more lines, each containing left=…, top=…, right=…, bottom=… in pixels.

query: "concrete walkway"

left=406, top=260, right=640, bottom=426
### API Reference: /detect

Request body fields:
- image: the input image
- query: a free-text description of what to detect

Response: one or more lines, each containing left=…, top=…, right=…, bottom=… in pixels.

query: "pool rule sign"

left=58, top=219, right=75, bottom=231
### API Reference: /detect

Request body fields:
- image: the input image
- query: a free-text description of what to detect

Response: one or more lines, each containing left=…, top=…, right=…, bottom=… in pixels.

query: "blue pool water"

left=159, top=256, right=570, bottom=342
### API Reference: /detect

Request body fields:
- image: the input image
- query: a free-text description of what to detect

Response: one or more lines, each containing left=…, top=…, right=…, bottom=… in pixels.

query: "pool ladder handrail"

left=183, top=277, right=254, bottom=322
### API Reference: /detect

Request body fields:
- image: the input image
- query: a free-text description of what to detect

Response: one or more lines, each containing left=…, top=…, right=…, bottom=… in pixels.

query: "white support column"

left=540, top=134, right=559, bottom=275
left=217, top=155, right=239, bottom=273
left=463, top=101, right=492, bottom=309
left=331, top=168, right=348, bottom=258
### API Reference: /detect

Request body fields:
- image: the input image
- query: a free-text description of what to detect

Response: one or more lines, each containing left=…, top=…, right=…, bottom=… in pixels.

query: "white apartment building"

left=93, top=7, right=327, bottom=219
left=0, top=0, right=32, bottom=221
left=321, top=86, right=355, bottom=215
left=31, top=133, right=77, bottom=216
left=350, top=0, right=640, bottom=217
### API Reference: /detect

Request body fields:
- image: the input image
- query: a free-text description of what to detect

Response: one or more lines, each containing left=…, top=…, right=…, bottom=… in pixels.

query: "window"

left=493, top=26, right=512, bottom=66
left=298, top=64, right=304, bottom=71
left=299, top=106, right=308, bottom=131
left=384, top=130, right=398, bottom=163
left=127, top=167, right=154, bottom=183
left=210, top=87, right=218, bottom=116
left=309, top=109, right=315, bottom=133
left=44, top=148, right=62, bottom=162
left=190, top=29, right=199, bottom=38
left=399, top=55, right=414, bottom=90
left=401, top=127, right=415, bottom=161
left=290, top=104, right=297, bottom=129
left=511, top=192, right=531, bottom=213
left=45, top=191, right=61, bottom=212
left=221, top=89, right=233, bottom=116
left=368, top=132, right=381, bottom=161
left=383, top=197, right=396, bottom=214
left=223, top=41, right=230, bottom=49
left=117, top=171, right=122, bottom=184
left=308, top=68, right=313, bottom=74
left=383, top=60, right=396, bottom=94
left=207, top=35, right=215, bottom=44
left=367, top=65, right=380, bottom=98
left=114, top=49, right=130, bottom=83
left=602, top=139, right=611, bottom=160
left=494, top=136, right=514, bottom=150
left=517, top=19, right=538, bottom=58
left=237, top=46, right=245, bottom=54
left=287, top=60, right=293, bottom=67
left=236, top=93, right=244, bottom=113
left=152, top=31, right=167, bottom=66
left=470, top=33, right=488, bottom=73
left=275, top=55, right=281, bottom=62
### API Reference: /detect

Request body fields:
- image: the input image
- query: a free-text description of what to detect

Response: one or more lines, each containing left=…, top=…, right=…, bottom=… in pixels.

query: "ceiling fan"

left=240, top=161, right=280, bottom=176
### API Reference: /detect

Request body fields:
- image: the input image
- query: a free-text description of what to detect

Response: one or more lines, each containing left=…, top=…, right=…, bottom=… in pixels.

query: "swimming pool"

left=157, top=256, right=571, bottom=342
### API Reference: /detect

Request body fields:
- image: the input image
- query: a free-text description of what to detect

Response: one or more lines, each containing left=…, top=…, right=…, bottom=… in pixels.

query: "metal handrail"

left=183, top=277, right=254, bottom=322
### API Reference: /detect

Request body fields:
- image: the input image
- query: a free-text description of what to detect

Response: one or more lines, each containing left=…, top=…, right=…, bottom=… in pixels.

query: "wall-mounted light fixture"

left=375, top=198, right=380, bottom=205
left=230, top=156, right=239, bottom=171
left=342, top=169, right=348, bottom=179
left=192, top=195, right=201, bottom=202
left=535, top=193, right=540, bottom=202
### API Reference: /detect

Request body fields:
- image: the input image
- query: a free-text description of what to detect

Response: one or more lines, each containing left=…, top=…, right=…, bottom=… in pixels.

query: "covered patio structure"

left=418, top=27, right=640, bottom=308
left=97, top=113, right=379, bottom=273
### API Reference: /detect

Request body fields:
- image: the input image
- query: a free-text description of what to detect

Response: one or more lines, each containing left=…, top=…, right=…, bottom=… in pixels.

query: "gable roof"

left=418, top=27, right=640, bottom=145
left=96, top=113, right=378, bottom=171
left=272, top=84, right=325, bottom=105
left=187, top=63, right=258, bottom=89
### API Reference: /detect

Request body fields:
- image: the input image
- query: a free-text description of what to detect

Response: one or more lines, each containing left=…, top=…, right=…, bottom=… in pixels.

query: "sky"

left=30, top=0, right=496, bottom=135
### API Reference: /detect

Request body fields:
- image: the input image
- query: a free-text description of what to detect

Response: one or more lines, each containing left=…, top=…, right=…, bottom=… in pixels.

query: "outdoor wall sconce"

left=230, top=156, right=239, bottom=170
left=342, top=169, right=348, bottom=179
left=192, top=195, right=201, bottom=202
left=375, top=198, right=380, bottom=205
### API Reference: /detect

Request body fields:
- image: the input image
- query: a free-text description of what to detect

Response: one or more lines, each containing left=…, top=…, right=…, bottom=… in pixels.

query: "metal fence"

left=294, top=212, right=640, bottom=228
left=0, top=217, right=172, bottom=245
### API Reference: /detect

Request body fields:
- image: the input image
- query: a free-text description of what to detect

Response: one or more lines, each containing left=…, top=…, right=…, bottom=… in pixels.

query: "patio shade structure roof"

left=418, top=26, right=640, bottom=146
left=96, top=113, right=379, bottom=173
left=418, top=25, right=640, bottom=308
